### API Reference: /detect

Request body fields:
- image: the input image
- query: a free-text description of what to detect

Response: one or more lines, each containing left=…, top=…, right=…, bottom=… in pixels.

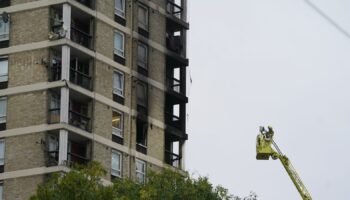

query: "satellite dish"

left=1, top=12, right=9, bottom=23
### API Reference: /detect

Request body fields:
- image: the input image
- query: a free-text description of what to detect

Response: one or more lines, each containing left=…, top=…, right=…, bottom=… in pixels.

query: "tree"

left=30, top=162, right=257, bottom=200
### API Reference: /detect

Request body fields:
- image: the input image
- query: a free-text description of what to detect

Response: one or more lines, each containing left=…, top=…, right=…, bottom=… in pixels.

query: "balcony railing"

left=165, top=150, right=181, bottom=168
left=67, top=152, right=90, bottom=166
left=48, top=108, right=60, bottom=124
left=71, top=26, right=92, bottom=49
left=70, top=68, right=92, bottom=90
left=166, top=1, right=183, bottom=20
left=46, top=150, right=90, bottom=167
left=69, top=110, right=91, bottom=131
left=165, top=112, right=182, bottom=130
left=166, top=76, right=184, bottom=95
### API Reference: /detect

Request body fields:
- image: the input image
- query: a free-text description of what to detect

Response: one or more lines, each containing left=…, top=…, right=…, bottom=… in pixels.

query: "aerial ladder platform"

left=256, top=126, right=312, bottom=200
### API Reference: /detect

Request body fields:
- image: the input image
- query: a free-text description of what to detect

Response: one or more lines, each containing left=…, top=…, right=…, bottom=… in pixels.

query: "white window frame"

left=138, top=4, right=149, bottom=30
left=113, top=71, right=124, bottom=97
left=111, top=150, right=122, bottom=177
left=0, top=16, right=9, bottom=42
left=114, top=31, right=125, bottom=58
left=0, top=97, right=7, bottom=124
left=112, top=110, right=123, bottom=138
left=0, top=139, right=5, bottom=166
left=137, top=43, right=148, bottom=69
left=115, top=0, right=126, bottom=18
left=135, top=159, right=146, bottom=184
left=0, top=58, right=8, bottom=83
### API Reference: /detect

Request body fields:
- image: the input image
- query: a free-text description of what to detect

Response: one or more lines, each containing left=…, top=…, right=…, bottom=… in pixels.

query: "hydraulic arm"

left=256, top=126, right=312, bottom=200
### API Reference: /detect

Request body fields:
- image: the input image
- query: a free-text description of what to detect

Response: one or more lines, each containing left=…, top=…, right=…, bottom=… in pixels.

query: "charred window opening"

left=136, top=119, right=148, bottom=154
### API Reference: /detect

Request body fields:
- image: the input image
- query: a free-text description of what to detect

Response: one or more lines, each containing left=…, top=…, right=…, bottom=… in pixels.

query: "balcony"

left=70, top=57, right=92, bottom=90
left=71, top=25, right=92, bottom=49
left=166, top=1, right=183, bottom=20
left=69, top=110, right=91, bottom=132
left=166, top=34, right=183, bottom=54
left=46, top=133, right=91, bottom=167
left=47, top=148, right=91, bottom=167
left=165, top=112, right=182, bottom=131
left=48, top=91, right=92, bottom=132
left=164, top=150, right=181, bottom=168
left=48, top=49, right=93, bottom=90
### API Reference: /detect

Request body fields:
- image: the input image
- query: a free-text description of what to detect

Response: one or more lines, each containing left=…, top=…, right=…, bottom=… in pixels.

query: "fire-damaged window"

left=136, top=119, right=147, bottom=154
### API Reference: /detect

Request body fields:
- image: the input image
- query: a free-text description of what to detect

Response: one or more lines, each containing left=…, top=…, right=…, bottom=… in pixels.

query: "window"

left=0, top=16, right=9, bottom=41
left=136, top=120, right=147, bottom=146
left=137, top=43, right=148, bottom=69
left=113, top=71, right=124, bottom=97
left=112, top=110, right=123, bottom=137
left=136, top=82, right=147, bottom=107
left=0, top=97, right=6, bottom=124
left=115, top=0, right=125, bottom=18
left=114, top=31, right=125, bottom=57
left=111, top=150, right=122, bottom=177
left=138, top=5, right=148, bottom=30
left=49, top=93, right=60, bottom=124
left=136, top=119, right=147, bottom=154
left=0, top=139, right=4, bottom=166
left=0, top=58, right=8, bottom=83
left=136, top=159, right=146, bottom=184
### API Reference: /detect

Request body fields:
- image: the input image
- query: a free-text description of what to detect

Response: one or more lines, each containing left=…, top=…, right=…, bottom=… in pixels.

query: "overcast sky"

left=186, top=0, right=350, bottom=199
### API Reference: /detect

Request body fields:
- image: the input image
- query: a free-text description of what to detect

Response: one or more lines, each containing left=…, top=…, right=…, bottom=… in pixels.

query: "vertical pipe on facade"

left=127, top=0, right=134, bottom=178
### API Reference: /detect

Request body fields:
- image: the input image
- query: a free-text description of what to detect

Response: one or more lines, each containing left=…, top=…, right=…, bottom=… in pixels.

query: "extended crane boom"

left=256, top=126, right=312, bottom=200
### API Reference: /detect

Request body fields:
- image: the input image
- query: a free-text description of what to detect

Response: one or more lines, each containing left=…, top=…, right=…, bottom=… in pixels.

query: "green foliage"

left=30, top=162, right=257, bottom=200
